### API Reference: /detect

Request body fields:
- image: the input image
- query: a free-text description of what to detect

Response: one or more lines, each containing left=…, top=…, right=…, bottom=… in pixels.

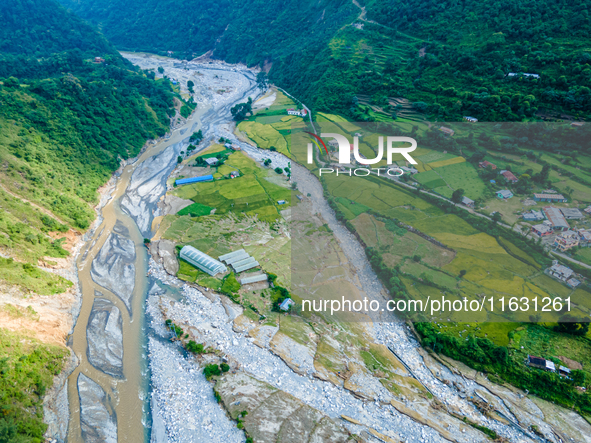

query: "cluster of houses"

left=478, top=161, right=519, bottom=197
left=546, top=260, right=581, bottom=288
left=530, top=206, right=588, bottom=238
left=286, top=108, right=308, bottom=117
left=527, top=355, right=571, bottom=376
left=553, top=228, right=591, bottom=252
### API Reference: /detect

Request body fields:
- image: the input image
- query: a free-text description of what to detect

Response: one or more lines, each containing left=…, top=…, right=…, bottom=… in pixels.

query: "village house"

left=286, top=108, right=308, bottom=117
left=584, top=206, right=591, bottom=215
left=461, top=196, right=474, bottom=208
left=204, top=157, right=218, bottom=166
left=500, top=170, right=518, bottom=183
left=577, top=229, right=591, bottom=247
left=279, top=298, right=295, bottom=311
left=543, top=207, right=570, bottom=231
left=93, top=56, right=105, bottom=63
left=399, top=166, right=418, bottom=174
left=438, top=126, right=454, bottom=136
left=479, top=160, right=497, bottom=170
left=533, top=193, right=567, bottom=203
left=560, top=208, right=583, bottom=220
left=547, top=261, right=574, bottom=281
left=527, top=355, right=555, bottom=372
left=497, top=189, right=513, bottom=199
left=463, top=116, right=478, bottom=122
left=566, top=278, right=581, bottom=288
left=554, top=230, right=579, bottom=252
left=531, top=223, right=552, bottom=236
left=523, top=210, right=545, bottom=221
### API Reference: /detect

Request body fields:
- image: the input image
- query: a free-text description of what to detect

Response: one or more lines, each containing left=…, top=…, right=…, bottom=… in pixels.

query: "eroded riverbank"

left=63, top=53, right=262, bottom=443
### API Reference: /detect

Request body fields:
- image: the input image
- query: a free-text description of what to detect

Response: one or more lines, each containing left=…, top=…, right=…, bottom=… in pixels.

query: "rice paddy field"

left=236, top=90, right=309, bottom=157
left=323, top=171, right=591, bottom=324
left=173, top=151, right=291, bottom=222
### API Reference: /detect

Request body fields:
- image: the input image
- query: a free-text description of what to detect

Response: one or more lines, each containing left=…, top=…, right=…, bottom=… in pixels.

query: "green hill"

left=0, top=3, right=178, bottom=438
left=61, top=0, right=591, bottom=121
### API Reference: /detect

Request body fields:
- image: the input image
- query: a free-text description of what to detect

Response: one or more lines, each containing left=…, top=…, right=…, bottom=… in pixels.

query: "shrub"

left=203, top=364, right=221, bottom=380
left=186, top=341, right=204, bottom=354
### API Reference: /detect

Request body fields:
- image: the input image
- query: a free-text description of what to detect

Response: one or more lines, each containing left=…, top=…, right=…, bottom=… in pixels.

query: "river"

left=66, top=54, right=260, bottom=443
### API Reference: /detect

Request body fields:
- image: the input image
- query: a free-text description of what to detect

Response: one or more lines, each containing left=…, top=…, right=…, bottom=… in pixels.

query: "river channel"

left=66, top=55, right=260, bottom=443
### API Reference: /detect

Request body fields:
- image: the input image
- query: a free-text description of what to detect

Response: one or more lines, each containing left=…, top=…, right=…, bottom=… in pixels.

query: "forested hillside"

left=62, top=0, right=591, bottom=121
left=0, top=0, right=176, bottom=232
left=0, top=2, right=177, bottom=439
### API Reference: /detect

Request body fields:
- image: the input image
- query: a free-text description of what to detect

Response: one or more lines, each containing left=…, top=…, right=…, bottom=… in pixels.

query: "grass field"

left=575, top=248, right=591, bottom=267
left=173, top=151, right=290, bottom=222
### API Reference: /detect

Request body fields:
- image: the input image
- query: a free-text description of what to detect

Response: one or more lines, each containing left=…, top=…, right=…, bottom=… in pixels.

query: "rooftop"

left=180, top=246, right=227, bottom=276
left=543, top=207, right=569, bottom=229
left=534, top=193, right=566, bottom=200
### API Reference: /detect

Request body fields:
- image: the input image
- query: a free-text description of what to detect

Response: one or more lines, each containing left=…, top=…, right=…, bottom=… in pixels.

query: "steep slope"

left=62, top=0, right=591, bottom=121
left=0, top=1, right=177, bottom=440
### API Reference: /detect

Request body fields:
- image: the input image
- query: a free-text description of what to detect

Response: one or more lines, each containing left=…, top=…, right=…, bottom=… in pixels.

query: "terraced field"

left=174, top=151, right=291, bottom=222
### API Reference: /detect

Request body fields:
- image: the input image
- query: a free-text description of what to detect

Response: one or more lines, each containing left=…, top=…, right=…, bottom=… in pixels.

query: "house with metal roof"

left=205, top=157, right=218, bottom=166
left=461, top=196, right=474, bottom=208
left=497, top=190, right=513, bottom=199
left=543, top=207, right=569, bottom=231
left=534, top=193, right=567, bottom=203
left=180, top=245, right=227, bottom=276
left=523, top=210, right=544, bottom=221
left=279, top=298, right=295, bottom=311
left=500, top=170, right=518, bottom=183
left=527, top=355, right=555, bottom=372
left=560, top=208, right=583, bottom=219
left=479, top=160, right=496, bottom=170
left=531, top=224, right=552, bottom=236
left=240, top=274, right=268, bottom=285
left=547, top=262, right=574, bottom=281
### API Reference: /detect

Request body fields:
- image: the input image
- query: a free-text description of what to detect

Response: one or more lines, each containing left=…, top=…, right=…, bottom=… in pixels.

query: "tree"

left=492, top=212, right=502, bottom=223
left=177, top=156, right=183, bottom=164
left=186, top=341, right=204, bottom=354
left=231, top=97, right=253, bottom=121
left=4, top=76, right=20, bottom=88
left=157, top=66, right=164, bottom=74
left=187, top=80, right=194, bottom=93
left=220, top=362, right=230, bottom=372
left=451, top=188, right=465, bottom=203
left=264, top=159, right=272, bottom=166
left=274, top=167, right=283, bottom=174
left=555, top=315, right=590, bottom=336
left=203, top=364, right=221, bottom=379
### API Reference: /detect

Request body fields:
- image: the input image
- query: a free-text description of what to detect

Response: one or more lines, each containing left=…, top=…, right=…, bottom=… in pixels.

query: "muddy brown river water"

left=67, top=111, right=208, bottom=443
